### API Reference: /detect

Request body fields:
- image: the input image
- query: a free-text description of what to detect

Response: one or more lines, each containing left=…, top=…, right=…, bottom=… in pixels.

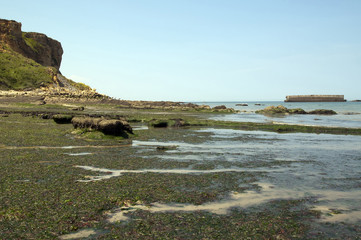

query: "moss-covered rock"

left=71, top=117, right=133, bottom=137
left=256, top=106, right=336, bottom=115
left=308, top=109, right=337, bottom=115
left=256, top=105, right=289, bottom=114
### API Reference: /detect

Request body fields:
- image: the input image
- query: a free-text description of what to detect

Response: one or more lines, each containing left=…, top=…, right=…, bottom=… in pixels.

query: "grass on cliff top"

left=0, top=44, right=53, bottom=90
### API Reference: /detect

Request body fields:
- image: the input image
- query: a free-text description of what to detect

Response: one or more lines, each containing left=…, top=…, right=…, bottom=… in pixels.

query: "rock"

left=256, top=105, right=289, bottom=114
left=213, top=105, right=227, bottom=110
left=0, top=19, right=63, bottom=70
left=71, top=117, right=133, bottom=136
left=149, top=119, right=189, bottom=128
left=97, top=120, right=131, bottom=136
left=308, top=109, right=337, bottom=115
left=156, top=145, right=178, bottom=151
left=288, top=108, right=307, bottom=114
left=236, top=104, right=248, bottom=106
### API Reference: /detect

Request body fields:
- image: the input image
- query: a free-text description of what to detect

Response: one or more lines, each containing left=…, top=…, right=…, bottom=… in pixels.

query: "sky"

left=2, top=0, right=361, bottom=101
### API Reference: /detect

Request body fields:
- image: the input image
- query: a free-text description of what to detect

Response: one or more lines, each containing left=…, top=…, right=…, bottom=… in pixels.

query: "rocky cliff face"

left=0, top=19, right=63, bottom=70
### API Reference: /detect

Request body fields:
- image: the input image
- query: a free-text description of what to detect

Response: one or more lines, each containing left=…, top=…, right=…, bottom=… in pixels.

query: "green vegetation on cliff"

left=0, top=45, right=54, bottom=90
left=22, top=32, right=43, bottom=53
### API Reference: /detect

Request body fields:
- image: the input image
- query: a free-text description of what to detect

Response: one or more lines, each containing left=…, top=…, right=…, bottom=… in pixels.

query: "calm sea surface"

left=194, top=101, right=361, bottom=128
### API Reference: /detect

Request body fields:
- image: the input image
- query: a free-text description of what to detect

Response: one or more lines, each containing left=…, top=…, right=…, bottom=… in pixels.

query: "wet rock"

left=256, top=105, right=289, bottom=114
left=213, top=105, right=227, bottom=110
left=156, top=145, right=178, bottom=151
left=236, top=104, right=248, bottom=106
left=308, top=109, right=337, bottom=115
left=256, top=106, right=337, bottom=115
left=288, top=108, right=307, bottom=114
left=149, top=119, right=189, bottom=128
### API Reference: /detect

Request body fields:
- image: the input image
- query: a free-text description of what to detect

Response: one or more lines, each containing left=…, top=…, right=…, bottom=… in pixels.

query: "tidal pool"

left=67, top=127, right=361, bottom=239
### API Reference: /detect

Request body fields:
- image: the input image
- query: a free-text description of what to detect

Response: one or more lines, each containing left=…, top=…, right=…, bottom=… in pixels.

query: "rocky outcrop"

left=256, top=105, right=337, bottom=115
left=0, top=19, right=63, bottom=70
left=72, top=117, right=133, bottom=137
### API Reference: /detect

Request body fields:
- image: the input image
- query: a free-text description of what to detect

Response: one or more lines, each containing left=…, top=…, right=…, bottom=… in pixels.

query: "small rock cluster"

left=256, top=105, right=337, bottom=115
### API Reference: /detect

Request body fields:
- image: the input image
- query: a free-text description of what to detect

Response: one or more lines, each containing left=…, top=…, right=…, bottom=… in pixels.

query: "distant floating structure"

left=285, top=95, right=346, bottom=102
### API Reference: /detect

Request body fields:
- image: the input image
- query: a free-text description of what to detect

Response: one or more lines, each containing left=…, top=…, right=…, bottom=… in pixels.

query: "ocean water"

left=194, top=101, right=361, bottom=128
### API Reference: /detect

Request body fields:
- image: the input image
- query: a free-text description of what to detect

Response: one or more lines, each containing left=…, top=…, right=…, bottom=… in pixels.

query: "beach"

left=0, top=101, right=360, bottom=239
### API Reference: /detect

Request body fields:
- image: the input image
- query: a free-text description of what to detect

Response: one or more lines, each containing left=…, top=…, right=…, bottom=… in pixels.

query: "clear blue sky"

left=2, top=0, right=361, bottom=101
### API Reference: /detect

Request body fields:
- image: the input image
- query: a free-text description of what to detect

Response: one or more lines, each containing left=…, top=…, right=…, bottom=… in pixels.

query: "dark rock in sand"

left=288, top=108, right=307, bottom=114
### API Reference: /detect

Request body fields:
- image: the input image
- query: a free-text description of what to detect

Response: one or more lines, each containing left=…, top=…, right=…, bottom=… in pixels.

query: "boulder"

left=256, top=105, right=289, bottom=114
left=308, top=109, right=337, bottom=115
left=288, top=108, right=307, bottom=114
left=213, top=105, right=227, bottom=110
left=71, top=117, right=132, bottom=136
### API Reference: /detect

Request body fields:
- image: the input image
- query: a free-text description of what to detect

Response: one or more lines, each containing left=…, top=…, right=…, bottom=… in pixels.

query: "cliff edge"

left=0, top=19, right=106, bottom=99
left=0, top=19, right=63, bottom=70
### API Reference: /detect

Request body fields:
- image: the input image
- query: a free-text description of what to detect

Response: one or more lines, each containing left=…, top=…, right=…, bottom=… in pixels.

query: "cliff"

left=0, top=19, right=63, bottom=70
left=0, top=19, right=103, bottom=99
left=285, top=95, right=346, bottom=102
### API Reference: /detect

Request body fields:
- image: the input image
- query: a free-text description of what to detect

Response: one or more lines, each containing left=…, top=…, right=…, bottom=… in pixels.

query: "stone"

left=308, top=109, right=337, bottom=115
left=71, top=117, right=133, bottom=136
left=213, top=105, right=227, bottom=110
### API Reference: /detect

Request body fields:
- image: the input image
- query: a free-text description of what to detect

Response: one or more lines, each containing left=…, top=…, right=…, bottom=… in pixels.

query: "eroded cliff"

left=0, top=19, right=63, bottom=70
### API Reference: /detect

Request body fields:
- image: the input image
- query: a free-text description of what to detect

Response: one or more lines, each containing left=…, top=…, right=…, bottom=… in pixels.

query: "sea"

left=194, top=101, right=361, bottom=128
